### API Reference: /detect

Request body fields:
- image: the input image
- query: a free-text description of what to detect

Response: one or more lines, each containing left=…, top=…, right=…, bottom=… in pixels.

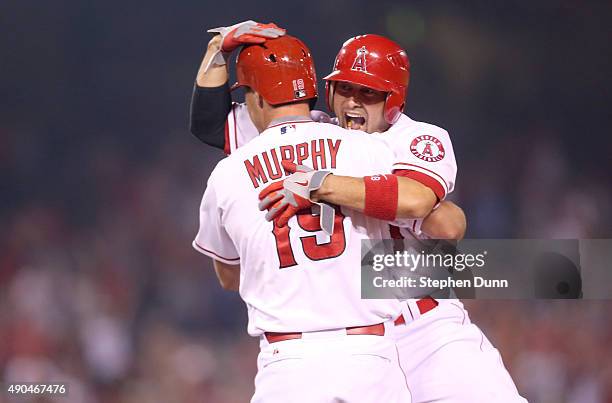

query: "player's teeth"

left=345, top=114, right=365, bottom=130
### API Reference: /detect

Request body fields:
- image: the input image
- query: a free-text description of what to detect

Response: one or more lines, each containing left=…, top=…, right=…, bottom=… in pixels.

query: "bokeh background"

left=1, top=1, right=611, bottom=402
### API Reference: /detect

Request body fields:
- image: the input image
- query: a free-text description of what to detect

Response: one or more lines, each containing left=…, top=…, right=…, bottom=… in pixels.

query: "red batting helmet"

left=324, top=34, right=410, bottom=124
left=232, top=35, right=318, bottom=106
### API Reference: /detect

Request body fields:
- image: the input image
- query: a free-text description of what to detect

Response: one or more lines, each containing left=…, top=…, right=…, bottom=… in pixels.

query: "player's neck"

left=264, top=103, right=311, bottom=129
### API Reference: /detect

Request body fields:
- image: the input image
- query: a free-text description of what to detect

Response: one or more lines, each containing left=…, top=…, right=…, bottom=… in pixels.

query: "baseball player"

left=259, top=34, right=528, bottom=403
left=193, top=32, right=411, bottom=402
left=192, top=24, right=527, bottom=402
left=190, top=28, right=465, bottom=241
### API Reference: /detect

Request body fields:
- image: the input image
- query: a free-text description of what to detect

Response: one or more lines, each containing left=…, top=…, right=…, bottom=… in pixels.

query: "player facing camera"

left=325, top=34, right=409, bottom=134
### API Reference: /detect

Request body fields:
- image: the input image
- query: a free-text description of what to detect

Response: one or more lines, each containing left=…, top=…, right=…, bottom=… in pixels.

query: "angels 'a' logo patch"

left=351, top=46, right=368, bottom=72
left=410, top=135, right=446, bottom=162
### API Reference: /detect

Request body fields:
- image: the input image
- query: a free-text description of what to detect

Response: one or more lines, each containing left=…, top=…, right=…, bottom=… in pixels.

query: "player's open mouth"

left=345, top=113, right=366, bottom=130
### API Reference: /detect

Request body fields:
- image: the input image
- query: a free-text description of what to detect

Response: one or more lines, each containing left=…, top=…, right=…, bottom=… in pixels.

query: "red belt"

left=265, top=297, right=438, bottom=343
left=394, top=297, right=438, bottom=326
left=265, top=322, right=385, bottom=344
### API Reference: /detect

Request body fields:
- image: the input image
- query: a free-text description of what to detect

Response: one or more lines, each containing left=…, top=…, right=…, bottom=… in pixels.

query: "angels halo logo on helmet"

left=350, top=46, right=368, bottom=72
left=232, top=35, right=318, bottom=107
left=324, top=34, right=410, bottom=125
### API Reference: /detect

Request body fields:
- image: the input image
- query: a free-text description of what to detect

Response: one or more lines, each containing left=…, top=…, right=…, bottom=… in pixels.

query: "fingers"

left=207, top=20, right=255, bottom=34
left=246, top=22, right=286, bottom=38
left=211, top=21, right=285, bottom=55
left=232, top=22, right=258, bottom=38
left=265, top=199, right=289, bottom=222
left=281, top=160, right=313, bottom=174
left=221, top=35, right=262, bottom=52
left=261, top=197, right=311, bottom=227
left=257, top=22, right=285, bottom=32
left=234, top=34, right=267, bottom=44
left=234, top=24, right=285, bottom=41
left=281, top=161, right=298, bottom=173
left=207, top=21, right=284, bottom=38
left=276, top=205, right=298, bottom=227
left=250, top=25, right=285, bottom=38
left=296, top=164, right=313, bottom=172
left=259, top=181, right=284, bottom=200
left=258, top=190, right=284, bottom=211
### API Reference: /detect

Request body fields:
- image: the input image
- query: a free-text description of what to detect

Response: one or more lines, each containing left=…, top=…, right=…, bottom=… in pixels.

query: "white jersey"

left=386, top=114, right=456, bottom=199
left=223, top=102, right=259, bottom=154
left=224, top=105, right=457, bottom=237
left=384, top=114, right=457, bottom=238
left=194, top=120, right=402, bottom=336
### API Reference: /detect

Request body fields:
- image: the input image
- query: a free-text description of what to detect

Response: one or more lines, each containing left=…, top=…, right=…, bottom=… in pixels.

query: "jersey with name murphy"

left=224, top=105, right=457, bottom=236
left=194, top=120, right=402, bottom=337
left=225, top=105, right=456, bottom=200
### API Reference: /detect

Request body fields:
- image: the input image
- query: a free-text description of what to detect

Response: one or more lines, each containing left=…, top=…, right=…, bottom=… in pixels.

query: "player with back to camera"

left=192, top=31, right=411, bottom=402
left=192, top=21, right=527, bottom=402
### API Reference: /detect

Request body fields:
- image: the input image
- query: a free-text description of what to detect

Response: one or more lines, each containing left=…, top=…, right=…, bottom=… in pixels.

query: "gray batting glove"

left=258, top=162, right=336, bottom=235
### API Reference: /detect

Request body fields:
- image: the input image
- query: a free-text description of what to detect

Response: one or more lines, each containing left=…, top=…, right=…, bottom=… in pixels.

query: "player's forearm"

left=312, top=175, right=366, bottom=211
left=421, top=201, right=467, bottom=240
left=190, top=36, right=232, bottom=149
left=196, top=35, right=229, bottom=87
left=397, top=177, right=437, bottom=218
left=189, top=83, right=231, bottom=148
left=312, top=175, right=436, bottom=219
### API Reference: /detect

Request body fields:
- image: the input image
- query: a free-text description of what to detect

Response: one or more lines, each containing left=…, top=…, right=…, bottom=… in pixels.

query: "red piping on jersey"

left=267, top=120, right=313, bottom=129
left=194, top=241, right=240, bottom=262
left=406, top=304, right=415, bottom=320
left=393, top=163, right=449, bottom=196
left=395, top=169, right=446, bottom=200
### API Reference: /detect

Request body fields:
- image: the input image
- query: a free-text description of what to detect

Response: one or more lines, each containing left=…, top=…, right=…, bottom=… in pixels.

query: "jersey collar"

left=267, top=115, right=313, bottom=129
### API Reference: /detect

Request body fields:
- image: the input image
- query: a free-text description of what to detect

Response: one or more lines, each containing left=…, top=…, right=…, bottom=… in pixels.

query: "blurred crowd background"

left=1, top=1, right=610, bottom=402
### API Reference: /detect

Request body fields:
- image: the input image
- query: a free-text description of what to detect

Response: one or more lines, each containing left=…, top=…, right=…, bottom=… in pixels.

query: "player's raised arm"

left=189, top=21, right=285, bottom=149
left=196, top=34, right=229, bottom=88
left=189, top=34, right=232, bottom=149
